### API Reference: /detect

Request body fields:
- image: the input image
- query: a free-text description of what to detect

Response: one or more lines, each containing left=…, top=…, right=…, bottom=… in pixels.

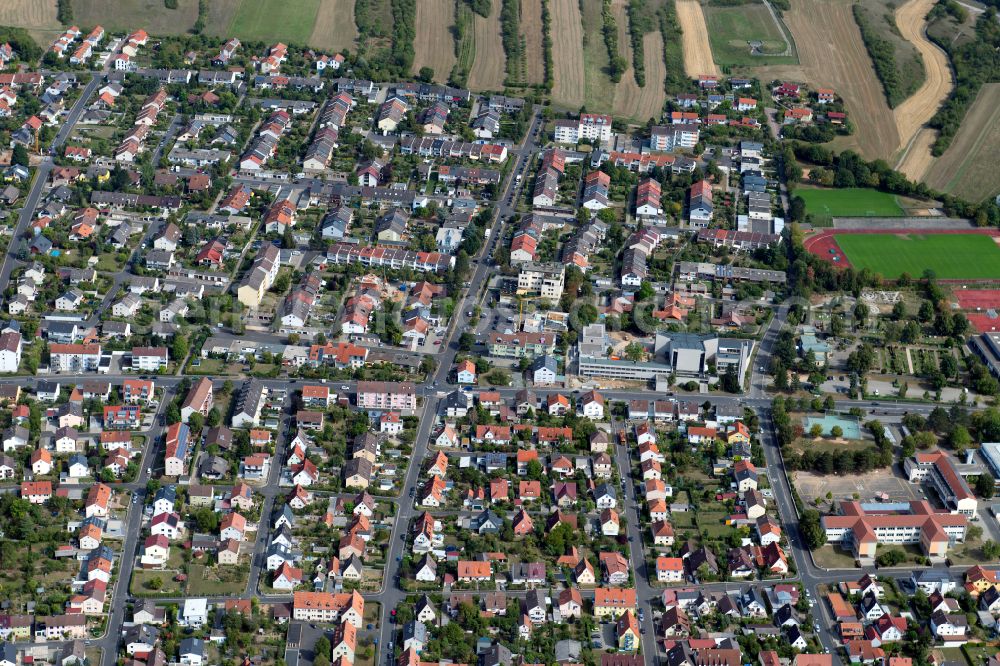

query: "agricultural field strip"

left=674, top=0, right=720, bottom=77
left=781, top=0, right=900, bottom=159
left=925, top=84, right=1000, bottom=202
left=550, top=0, right=586, bottom=107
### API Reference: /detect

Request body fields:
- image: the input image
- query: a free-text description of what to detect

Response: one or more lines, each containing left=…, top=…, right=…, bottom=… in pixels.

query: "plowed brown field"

left=468, top=0, right=506, bottom=90
left=551, top=0, right=586, bottom=107
left=675, top=0, right=720, bottom=77
left=309, top=0, right=359, bottom=53
left=614, top=30, right=668, bottom=121
left=411, top=0, right=456, bottom=81
left=775, top=0, right=899, bottom=159
left=522, top=0, right=547, bottom=85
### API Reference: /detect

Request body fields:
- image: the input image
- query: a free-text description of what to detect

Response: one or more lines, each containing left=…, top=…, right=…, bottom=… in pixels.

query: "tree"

left=891, top=300, right=907, bottom=320
left=983, top=540, right=1000, bottom=559
left=830, top=315, right=845, bottom=337
left=636, top=281, right=654, bottom=302
left=772, top=359, right=788, bottom=390
left=876, top=549, right=905, bottom=567
left=830, top=425, right=843, bottom=438
left=789, top=196, right=806, bottom=222
left=853, top=301, right=869, bottom=328
left=417, top=66, right=434, bottom=82
left=900, top=321, right=921, bottom=344
left=950, top=425, right=972, bottom=452
left=273, top=272, right=291, bottom=294
left=458, top=332, right=475, bottom=352
left=624, top=342, right=645, bottom=362
left=190, top=507, right=219, bottom=532
left=314, top=637, right=331, bottom=665
left=165, top=403, right=181, bottom=425
left=918, top=301, right=934, bottom=322
left=206, top=407, right=222, bottom=428
left=11, top=144, right=28, bottom=167
left=976, top=474, right=995, bottom=499
left=577, top=304, right=599, bottom=326
left=526, top=459, right=543, bottom=481
left=721, top=364, right=740, bottom=393
left=188, top=412, right=205, bottom=433
left=172, top=336, right=189, bottom=363
left=485, top=369, right=511, bottom=386
left=939, top=353, right=958, bottom=379
left=809, top=424, right=823, bottom=438
left=800, top=510, right=826, bottom=549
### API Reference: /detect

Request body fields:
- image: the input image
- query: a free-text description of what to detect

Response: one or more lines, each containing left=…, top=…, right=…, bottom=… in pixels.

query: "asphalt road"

left=610, top=417, right=660, bottom=659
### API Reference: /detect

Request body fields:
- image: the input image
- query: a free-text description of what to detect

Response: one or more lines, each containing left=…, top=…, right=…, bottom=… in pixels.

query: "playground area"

left=803, top=413, right=862, bottom=439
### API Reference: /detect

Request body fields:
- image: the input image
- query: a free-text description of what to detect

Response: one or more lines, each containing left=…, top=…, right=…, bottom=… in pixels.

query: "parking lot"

left=793, top=463, right=927, bottom=506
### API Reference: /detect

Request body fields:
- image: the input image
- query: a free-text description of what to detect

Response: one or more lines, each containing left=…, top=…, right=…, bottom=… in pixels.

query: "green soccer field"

left=796, top=187, right=904, bottom=218
left=835, top=233, right=1000, bottom=279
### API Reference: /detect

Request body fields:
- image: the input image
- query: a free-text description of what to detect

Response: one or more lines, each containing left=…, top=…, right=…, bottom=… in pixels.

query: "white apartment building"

left=517, top=262, right=565, bottom=301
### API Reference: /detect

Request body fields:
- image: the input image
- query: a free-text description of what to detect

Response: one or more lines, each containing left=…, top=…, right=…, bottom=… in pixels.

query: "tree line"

left=852, top=5, right=918, bottom=108
left=927, top=9, right=1000, bottom=155
left=626, top=0, right=656, bottom=87
left=57, top=0, right=73, bottom=24
left=541, top=0, right=554, bottom=90
left=790, top=142, right=1000, bottom=228
left=500, top=0, right=526, bottom=86
left=465, top=0, right=493, bottom=16
left=601, top=0, right=627, bottom=83
left=658, top=3, right=690, bottom=95
left=391, top=0, right=417, bottom=74
left=0, top=27, right=42, bottom=62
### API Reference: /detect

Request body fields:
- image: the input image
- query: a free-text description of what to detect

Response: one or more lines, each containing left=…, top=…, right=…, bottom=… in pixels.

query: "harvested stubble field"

left=522, top=0, right=547, bottom=85
left=924, top=83, right=1000, bottom=203
left=613, top=29, right=668, bottom=121
left=309, top=0, right=359, bottom=52
left=72, top=0, right=201, bottom=34
left=892, top=0, right=955, bottom=179
left=0, top=0, right=61, bottom=45
left=0, top=0, right=59, bottom=30
left=675, top=0, right=720, bottom=77
left=412, top=0, right=456, bottom=81
left=204, top=0, right=243, bottom=38
left=551, top=0, right=586, bottom=107
left=468, top=0, right=507, bottom=90
left=758, top=0, right=898, bottom=160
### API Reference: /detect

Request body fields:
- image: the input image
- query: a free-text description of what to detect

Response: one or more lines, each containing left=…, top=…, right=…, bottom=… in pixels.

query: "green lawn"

left=186, top=563, right=249, bottom=595
left=581, top=0, right=617, bottom=113
left=797, top=187, right=904, bottom=217
left=227, top=0, right=321, bottom=44
left=836, top=233, right=1000, bottom=279
left=703, top=2, right=797, bottom=66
